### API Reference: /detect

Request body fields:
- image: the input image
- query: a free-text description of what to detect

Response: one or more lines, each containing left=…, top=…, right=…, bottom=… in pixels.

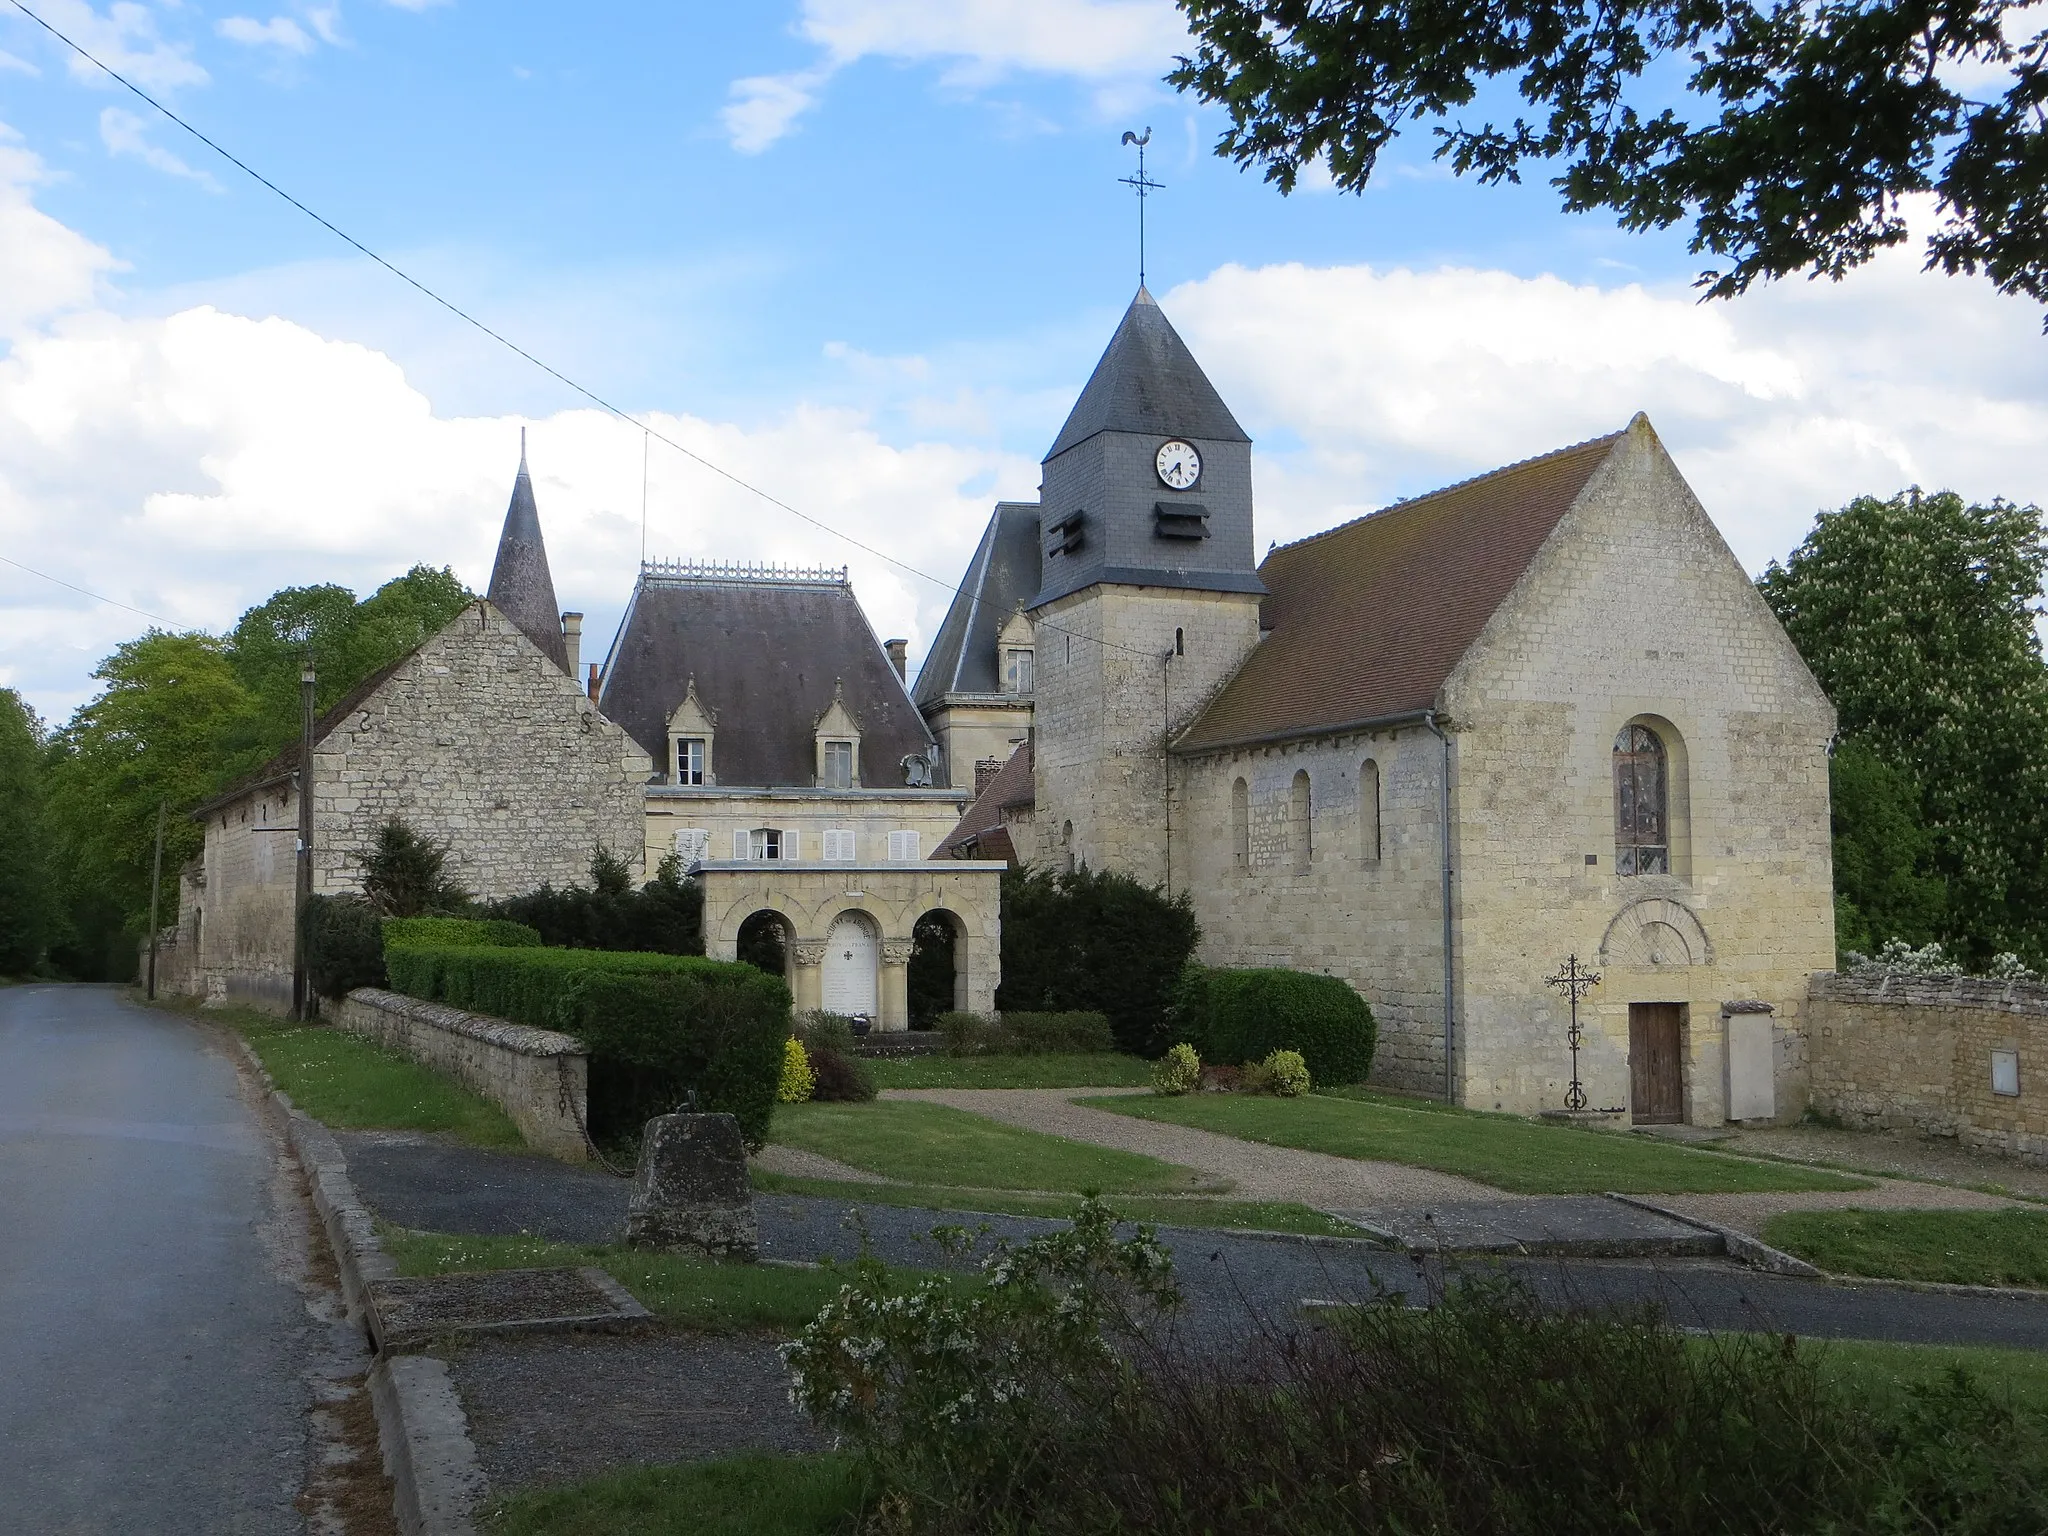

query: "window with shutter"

left=748, top=828, right=786, bottom=860
left=887, top=830, right=919, bottom=861
left=822, top=829, right=856, bottom=861
left=673, top=828, right=711, bottom=867
left=733, top=828, right=750, bottom=861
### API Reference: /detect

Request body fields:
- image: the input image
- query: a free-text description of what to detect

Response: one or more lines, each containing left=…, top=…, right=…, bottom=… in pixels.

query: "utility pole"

left=292, top=658, right=315, bottom=1021
left=145, top=798, right=166, bottom=1000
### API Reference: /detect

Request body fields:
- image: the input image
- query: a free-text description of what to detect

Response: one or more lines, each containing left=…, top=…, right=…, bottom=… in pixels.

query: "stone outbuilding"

left=177, top=453, right=650, bottom=1011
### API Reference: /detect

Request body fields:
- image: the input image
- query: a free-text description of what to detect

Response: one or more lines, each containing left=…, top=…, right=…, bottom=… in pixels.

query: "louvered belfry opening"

left=1614, top=724, right=1669, bottom=876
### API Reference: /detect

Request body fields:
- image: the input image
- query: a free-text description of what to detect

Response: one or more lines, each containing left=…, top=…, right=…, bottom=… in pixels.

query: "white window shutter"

left=888, top=830, right=919, bottom=861
left=733, top=828, right=749, bottom=861
left=783, top=829, right=799, bottom=861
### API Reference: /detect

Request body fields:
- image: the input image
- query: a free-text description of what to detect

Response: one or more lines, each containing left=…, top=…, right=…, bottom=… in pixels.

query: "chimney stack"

left=560, top=612, right=583, bottom=679
left=884, top=638, right=908, bottom=681
left=586, top=663, right=601, bottom=703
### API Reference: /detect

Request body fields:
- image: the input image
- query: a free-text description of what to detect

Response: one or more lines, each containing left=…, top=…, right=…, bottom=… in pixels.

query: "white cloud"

left=726, top=0, right=1183, bottom=150
left=0, top=49, right=39, bottom=75
left=0, top=127, right=121, bottom=339
left=216, top=16, right=317, bottom=53
left=35, top=0, right=209, bottom=92
left=1162, top=243, right=2048, bottom=574
left=98, top=106, right=221, bottom=189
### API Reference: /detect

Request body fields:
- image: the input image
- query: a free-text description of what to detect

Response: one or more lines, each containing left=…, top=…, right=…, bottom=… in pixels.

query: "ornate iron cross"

left=1119, top=128, right=1163, bottom=289
left=1544, top=953, right=1602, bottom=1112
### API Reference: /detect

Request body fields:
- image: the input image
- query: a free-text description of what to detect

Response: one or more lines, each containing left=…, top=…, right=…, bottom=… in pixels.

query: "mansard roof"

left=1044, top=287, right=1250, bottom=462
left=598, top=562, right=938, bottom=788
left=486, top=452, right=570, bottom=674
left=1176, top=427, right=1628, bottom=754
left=912, top=501, right=1042, bottom=708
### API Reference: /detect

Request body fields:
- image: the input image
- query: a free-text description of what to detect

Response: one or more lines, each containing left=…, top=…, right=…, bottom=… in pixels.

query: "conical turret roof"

left=1044, top=287, right=1250, bottom=462
left=486, top=451, right=571, bottom=674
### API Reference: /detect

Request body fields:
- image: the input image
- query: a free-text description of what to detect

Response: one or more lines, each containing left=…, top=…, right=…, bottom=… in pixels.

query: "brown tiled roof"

left=1176, top=430, right=1625, bottom=754
left=935, top=740, right=1033, bottom=858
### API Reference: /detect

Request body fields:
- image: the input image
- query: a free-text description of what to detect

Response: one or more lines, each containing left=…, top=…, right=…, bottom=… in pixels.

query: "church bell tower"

left=1030, top=287, right=1265, bottom=887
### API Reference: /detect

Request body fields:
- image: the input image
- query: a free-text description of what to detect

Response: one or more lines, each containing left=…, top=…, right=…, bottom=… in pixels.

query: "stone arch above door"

left=1600, top=897, right=1713, bottom=968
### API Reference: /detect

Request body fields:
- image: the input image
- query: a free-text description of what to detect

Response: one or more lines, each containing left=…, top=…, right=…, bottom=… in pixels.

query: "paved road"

left=342, top=1130, right=2048, bottom=1352
left=0, top=986, right=368, bottom=1536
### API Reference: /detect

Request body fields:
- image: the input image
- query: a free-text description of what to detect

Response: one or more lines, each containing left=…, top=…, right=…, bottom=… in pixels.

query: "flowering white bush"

left=1847, top=939, right=1964, bottom=976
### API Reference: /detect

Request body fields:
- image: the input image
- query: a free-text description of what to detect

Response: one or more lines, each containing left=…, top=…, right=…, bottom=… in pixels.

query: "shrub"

left=1179, top=966, right=1376, bottom=1085
left=778, top=1037, right=816, bottom=1104
left=939, top=1010, right=1004, bottom=1055
left=1005, top=1011, right=1115, bottom=1054
left=793, top=1010, right=859, bottom=1056
left=485, top=848, right=704, bottom=955
left=301, top=894, right=387, bottom=999
left=383, top=943, right=788, bottom=1145
left=1152, top=1043, right=1201, bottom=1096
left=807, top=1047, right=877, bottom=1103
left=1262, top=1048, right=1310, bottom=1097
left=1202, top=1063, right=1244, bottom=1094
left=382, top=916, right=540, bottom=949
left=997, top=865, right=1199, bottom=1056
left=786, top=1214, right=2048, bottom=1535
left=359, top=818, right=469, bottom=916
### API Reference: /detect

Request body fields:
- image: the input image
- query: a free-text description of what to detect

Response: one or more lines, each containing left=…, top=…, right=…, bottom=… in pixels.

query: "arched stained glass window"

left=1614, top=725, right=1668, bottom=876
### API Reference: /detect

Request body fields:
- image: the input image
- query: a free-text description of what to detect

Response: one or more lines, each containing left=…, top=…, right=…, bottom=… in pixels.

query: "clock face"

left=1155, top=439, right=1201, bottom=490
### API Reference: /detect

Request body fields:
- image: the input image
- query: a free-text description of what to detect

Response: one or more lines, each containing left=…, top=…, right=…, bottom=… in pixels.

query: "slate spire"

left=487, top=441, right=572, bottom=674
left=1043, top=286, right=1250, bottom=462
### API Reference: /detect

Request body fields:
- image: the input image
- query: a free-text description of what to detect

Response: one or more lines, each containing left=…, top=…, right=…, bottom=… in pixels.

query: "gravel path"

left=753, top=1144, right=900, bottom=1184
left=882, top=1087, right=1497, bottom=1207
left=443, top=1332, right=820, bottom=1495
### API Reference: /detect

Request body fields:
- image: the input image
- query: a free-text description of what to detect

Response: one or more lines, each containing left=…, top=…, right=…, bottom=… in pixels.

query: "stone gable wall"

left=1808, top=971, right=2048, bottom=1163
left=1439, top=423, right=1835, bottom=1121
left=312, top=603, right=650, bottom=899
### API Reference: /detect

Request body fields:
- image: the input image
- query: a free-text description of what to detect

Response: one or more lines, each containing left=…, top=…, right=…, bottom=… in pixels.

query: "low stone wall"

left=1808, top=971, right=2048, bottom=1164
left=338, top=988, right=589, bottom=1163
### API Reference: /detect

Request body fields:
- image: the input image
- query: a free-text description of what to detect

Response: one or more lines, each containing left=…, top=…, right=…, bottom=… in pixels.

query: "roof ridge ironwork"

left=640, top=558, right=850, bottom=586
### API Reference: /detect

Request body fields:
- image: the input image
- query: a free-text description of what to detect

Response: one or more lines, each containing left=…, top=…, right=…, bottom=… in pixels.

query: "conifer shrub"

left=1176, top=965, right=1376, bottom=1085
left=778, top=1037, right=816, bottom=1104
left=485, top=848, right=704, bottom=955
left=382, top=942, right=788, bottom=1144
left=359, top=818, right=470, bottom=916
left=302, top=894, right=387, bottom=999
left=996, top=865, right=1199, bottom=1056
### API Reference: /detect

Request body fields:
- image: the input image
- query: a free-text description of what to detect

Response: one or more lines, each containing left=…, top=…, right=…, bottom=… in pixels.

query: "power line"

left=0, top=554, right=174, bottom=625
left=3, top=0, right=1160, bottom=662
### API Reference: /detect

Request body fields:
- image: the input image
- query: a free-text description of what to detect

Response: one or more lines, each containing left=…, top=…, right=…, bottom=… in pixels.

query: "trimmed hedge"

left=384, top=943, right=789, bottom=1145
left=1005, top=1011, right=1116, bottom=1053
left=382, top=916, right=541, bottom=949
left=1174, top=964, right=1377, bottom=1086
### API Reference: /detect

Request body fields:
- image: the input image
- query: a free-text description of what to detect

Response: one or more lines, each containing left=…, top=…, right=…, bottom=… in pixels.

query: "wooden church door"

left=1628, top=1003, right=1684, bottom=1124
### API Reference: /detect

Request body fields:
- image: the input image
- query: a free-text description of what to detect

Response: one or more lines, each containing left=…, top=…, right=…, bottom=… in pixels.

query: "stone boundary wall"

left=338, top=988, right=589, bottom=1163
left=1808, top=971, right=2048, bottom=1164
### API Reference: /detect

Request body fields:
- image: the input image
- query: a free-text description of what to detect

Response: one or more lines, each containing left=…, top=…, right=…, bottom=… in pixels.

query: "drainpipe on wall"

left=1423, top=709, right=1455, bottom=1104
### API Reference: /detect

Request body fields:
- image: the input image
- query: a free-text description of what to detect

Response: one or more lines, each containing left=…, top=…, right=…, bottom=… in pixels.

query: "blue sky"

left=3, top=0, right=2046, bottom=721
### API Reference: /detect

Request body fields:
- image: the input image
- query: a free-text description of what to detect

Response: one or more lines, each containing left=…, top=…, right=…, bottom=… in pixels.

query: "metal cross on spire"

left=1119, top=128, right=1163, bottom=289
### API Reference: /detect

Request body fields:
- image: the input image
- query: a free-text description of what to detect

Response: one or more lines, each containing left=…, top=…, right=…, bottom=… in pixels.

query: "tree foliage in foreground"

left=1171, top=0, right=2048, bottom=320
left=0, top=690, right=53, bottom=974
left=1759, top=489, right=2048, bottom=966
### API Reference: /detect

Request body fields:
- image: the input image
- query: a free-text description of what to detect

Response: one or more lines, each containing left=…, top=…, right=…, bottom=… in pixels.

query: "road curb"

left=1603, top=1194, right=1823, bottom=1277
left=215, top=1025, right=486, bottom=1535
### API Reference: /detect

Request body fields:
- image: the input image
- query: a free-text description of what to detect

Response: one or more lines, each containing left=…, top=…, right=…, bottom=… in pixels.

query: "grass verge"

left=751, top=1169, right=1355, bottom=1237
left=483, top=1451, right=865, bottom=1535
left=771, top=1099, right=1221, bottom=1194
left=383, top=1228, right=876, bottom=1334
left=150, top=995, right=524, bottom=1149
left=1762, top=1206, right=2048, bottom=1288
left=862, top=1052, right=1152, bottom=1090
left=1813, top=1337, right=2048, bottom=1412
left=1089, top=1091, right=1870, bottom=1195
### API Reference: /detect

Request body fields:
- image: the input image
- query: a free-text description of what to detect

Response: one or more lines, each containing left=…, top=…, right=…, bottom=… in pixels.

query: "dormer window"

left=673, top=737, right=706, bottom=786
left=1003, top=648, right=1034, bottom=694
left=823, top=740, right=855, bottom=789
left=665, top=677, right=715, bottom=787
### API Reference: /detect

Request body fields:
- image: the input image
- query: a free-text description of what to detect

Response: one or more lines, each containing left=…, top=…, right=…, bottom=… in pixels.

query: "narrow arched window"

left=1062, top=819, right=1075, bottom=874
left=1230, top=778, right=1250, bottom=869
left=1614, top=725, right=1668, bottom=875
left=1360, top=759, right=1381, bottom=863
left=1290, top=770, right=1312, bottom=872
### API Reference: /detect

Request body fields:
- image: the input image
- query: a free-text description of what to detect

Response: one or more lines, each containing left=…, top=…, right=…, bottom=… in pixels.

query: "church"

left=925, top=288, right=1836, bottom=1126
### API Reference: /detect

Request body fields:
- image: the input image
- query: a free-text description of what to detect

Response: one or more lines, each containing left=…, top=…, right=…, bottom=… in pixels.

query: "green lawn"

left=159, top=997, right=525, bottom=1149
left=1814, top=1338, right=2048, bottom=1413
left=862, top=1052, right=1152, bottom=1090
left=384, top=1228, right=881, bottom=1334
left=484, top=1451, right=865, bottom=1535
left=1763, top=1207, right=2048, bottom=1288
left=751, top=1169, right=1354, bottom=1237
left=771, top=1099, right=1221, bottom=1194
left=1088, top=1092, right=1871, bottom=1195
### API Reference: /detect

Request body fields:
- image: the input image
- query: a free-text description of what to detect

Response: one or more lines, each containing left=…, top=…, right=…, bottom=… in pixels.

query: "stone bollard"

left=623, top=1113, right=759, bottom=1261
